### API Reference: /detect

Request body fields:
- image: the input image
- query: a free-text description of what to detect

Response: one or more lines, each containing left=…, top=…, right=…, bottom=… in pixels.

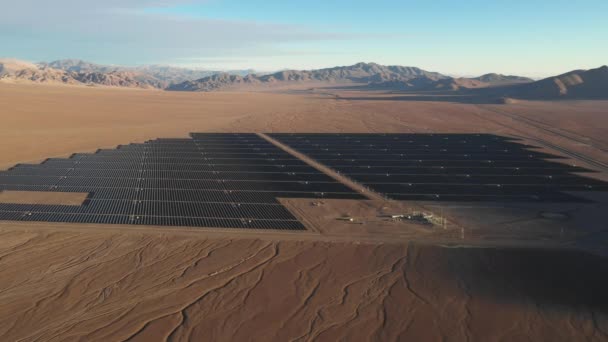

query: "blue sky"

left=1, top=0, right=606, bottom=77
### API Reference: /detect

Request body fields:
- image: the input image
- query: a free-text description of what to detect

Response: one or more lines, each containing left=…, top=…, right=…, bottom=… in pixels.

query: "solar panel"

left=0, top=133, right=365, bottom=230
left=270, top=133, right=608, bottom=202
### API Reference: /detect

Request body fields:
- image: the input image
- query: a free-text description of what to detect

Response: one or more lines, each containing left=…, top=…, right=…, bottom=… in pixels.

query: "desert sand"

left=1, top=83, right=607, bottom=341
left=0, top=191, right=88, bottom=205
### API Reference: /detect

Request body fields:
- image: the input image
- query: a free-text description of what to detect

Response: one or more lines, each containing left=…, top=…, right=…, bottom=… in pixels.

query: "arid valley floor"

left=1, top=83, right=608, bottom=341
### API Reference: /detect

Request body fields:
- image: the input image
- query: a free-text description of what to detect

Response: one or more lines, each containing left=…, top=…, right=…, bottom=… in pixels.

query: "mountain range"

left=166, top=63, right=452, bottom=91
left=0, top=59, right=252, bottom=89
left=1, top=59, right=606, bottom=100
left=168, top=62, right=607, bottom=100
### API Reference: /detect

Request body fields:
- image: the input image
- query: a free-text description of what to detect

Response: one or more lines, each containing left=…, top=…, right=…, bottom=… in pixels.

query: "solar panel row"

left=0, top=133, right=365, bottom=230
left=270, top=133, right=608, bottom=202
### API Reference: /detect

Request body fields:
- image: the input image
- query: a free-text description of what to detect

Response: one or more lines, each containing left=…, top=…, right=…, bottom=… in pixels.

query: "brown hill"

left=4, top=59, right=254, bottom=89
left=370, top=67, right=608, bottom=101
left=133, top=65, right=254, bottom=86
left=505, top=65, right=608, bottom=99
left=0, top=59, right=80, bottom=84
left=167, top=62, right=448, bottom=91
left=41, top=59, right=253, bottom=88
left=370, top=72, right=533, bottom=92
left=37, top=60, right=174, bottom=88
left=472, top=73, right=534, bottom=85
left=370, top=77, right=458, bottom=91
left=0, top=58, right=40, bottom=76
left=4, top=59, right=605, bottom=98
left=39, top=59, right=115, bottom=73
left=0, top=59, right=157, bottom=89
left=167, top=73, right=261, bottom=91
left=72, top=71, right=157, bottom=89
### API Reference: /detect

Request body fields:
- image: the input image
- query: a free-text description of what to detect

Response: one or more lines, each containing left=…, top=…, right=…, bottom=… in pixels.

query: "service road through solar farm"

left=1, top=132, right=607, bottom=232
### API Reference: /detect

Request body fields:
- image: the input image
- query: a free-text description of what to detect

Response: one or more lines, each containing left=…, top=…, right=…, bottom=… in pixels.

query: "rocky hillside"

left=472, top=73, right=533, bottom=85
left=167, top=73, right=261, bottom=92
left=39, top=59, right=115, bottom=73
left=0, top=59, right=155, bottom=88
left=4, top=58, right=606, bottom=99
left=504, top=66, right=608, bottom=99
left=370, top=72, right=534, bottom=92
left=39, top=59, right=252, bottom=88
left=167, top=62, right=449, bottom=91
left=0, top=59, right=40, bottom=76
left=380, top=66, right=608, bottom=100
left=167, top=62, right=539, bottom=92
left=71, top=71, right=159, bottom=88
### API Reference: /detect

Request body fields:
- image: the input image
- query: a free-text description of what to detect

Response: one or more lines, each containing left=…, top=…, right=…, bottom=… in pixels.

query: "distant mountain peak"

left=473, top=73, right=534, bottom=84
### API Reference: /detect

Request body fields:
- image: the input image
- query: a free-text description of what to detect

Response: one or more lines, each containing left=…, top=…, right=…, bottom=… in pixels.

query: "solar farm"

left=0, top=133, right=363, bottom=229
left=270, top=133, right=608, bottom=202
left=0, top=133, right=607, bottom=230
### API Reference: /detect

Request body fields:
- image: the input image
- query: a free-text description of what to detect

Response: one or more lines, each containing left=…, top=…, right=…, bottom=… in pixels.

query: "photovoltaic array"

left=270, top=133, right=608, bottom=202
left=0, top=133, right=364, bottom=230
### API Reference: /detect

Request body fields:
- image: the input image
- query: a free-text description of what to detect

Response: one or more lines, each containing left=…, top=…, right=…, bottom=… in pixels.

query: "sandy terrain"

left=1, top=229, right=606, bottom=341
left=0, top=191, right=89, bottom=205
left=1, top=83, right=607, bottom=341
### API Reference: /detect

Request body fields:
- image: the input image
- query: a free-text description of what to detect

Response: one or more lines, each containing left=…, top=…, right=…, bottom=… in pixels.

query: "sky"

left=0, top=0, right=606, bottom=77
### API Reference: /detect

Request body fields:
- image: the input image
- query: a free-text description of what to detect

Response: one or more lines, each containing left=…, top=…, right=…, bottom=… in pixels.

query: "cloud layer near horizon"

left=0, top=1, right=356, bottom=67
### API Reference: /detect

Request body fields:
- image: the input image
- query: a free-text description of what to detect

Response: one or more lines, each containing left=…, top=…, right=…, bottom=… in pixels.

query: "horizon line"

left=3, top=56, right=606, bottom=80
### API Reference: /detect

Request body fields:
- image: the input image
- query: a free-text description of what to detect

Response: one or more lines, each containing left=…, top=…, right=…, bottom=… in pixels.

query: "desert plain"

left=1, top=83, right=607, bottom=341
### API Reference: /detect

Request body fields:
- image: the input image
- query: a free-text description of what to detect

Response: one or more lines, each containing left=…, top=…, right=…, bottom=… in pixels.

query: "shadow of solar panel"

left=333, top=166, right=594, bottom=176
left=0, top=133, right=365, bottom=230
left=0, top=185, right=53, bottom=192
left=270, top=133, right=608, bottom=203
left=387, top=193, right=590, bottom=202
left=0, top=211, right=131, bottom=225
left=131, top=216, right=304, bottom=230
left=315, top=159, right=575, bottom=168
left=3, top=168, right=72, bottom=177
